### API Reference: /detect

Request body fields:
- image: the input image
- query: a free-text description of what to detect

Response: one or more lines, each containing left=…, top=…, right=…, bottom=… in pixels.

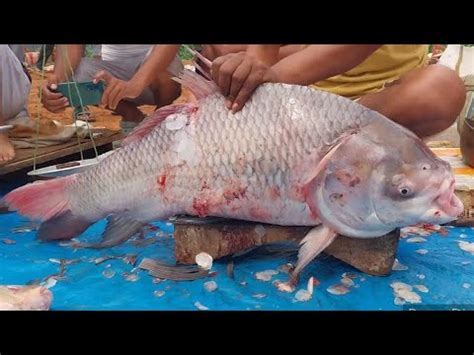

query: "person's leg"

left=357, top=64, right=466, bottom=138
left=123, top=54, right=183, bottom=123
left=37, top=44, right=55, bottom=70
left=148, top=55, right=182, bottom=109
left=0, top=45, right=31, bottom=162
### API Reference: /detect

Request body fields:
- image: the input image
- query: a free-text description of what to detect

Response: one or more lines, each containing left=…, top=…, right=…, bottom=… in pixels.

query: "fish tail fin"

left=4, top=176, right=75, bottom=221
left=4, top=175, right=94, bottom=241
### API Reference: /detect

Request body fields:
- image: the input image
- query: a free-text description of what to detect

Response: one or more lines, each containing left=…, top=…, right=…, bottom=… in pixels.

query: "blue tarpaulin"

left=1, top=181, right=474, bottom=310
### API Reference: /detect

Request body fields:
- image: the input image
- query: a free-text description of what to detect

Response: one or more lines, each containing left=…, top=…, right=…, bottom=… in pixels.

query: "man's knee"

left=154, top=78, right=181, bottom=108
left=407, top=65, right=466, bottom=130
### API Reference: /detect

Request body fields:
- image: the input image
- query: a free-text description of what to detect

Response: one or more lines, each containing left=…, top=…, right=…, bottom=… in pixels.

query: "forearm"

left=53, top=45, right=86, bottom=81
left=245, top=45, right=281, bottom=65
left=129, top=45, right=180, bottom=91
left=278, top=45, right=305, bottom=60
left=271, top=45, right=382, bottom=85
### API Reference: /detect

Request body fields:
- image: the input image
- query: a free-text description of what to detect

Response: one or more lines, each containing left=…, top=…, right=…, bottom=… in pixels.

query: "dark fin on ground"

left=38, top=211, right=93, bottom=241
left=74, top=215, right=143, bottom=249
left=138, top=258, right=211, bottom=281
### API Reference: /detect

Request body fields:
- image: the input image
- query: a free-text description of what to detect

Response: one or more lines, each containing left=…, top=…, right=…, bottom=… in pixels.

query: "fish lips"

left=435, top=180, right=464, bottom=219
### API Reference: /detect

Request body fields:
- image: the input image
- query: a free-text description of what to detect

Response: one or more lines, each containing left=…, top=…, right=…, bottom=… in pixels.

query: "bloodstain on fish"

left=335, top=170, right=360, bottom=187
left=193, top=199, right=210, bottom=217
left=223, top=186, right=247, bottom=202
left=268, top=186, right=281, bottom=200
left=157, top=175, right=167, bottom=192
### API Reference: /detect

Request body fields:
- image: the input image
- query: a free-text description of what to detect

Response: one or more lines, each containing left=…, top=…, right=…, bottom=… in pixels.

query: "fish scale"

left=63, top=84, right=373, bottom=224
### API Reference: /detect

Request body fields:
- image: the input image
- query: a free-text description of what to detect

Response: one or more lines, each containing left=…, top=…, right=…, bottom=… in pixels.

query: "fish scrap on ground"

left=0, top=285, right=52, bottom=310
left=3, top=47, right=463, bottom=291
left=139, top=258, right=212, bottom=281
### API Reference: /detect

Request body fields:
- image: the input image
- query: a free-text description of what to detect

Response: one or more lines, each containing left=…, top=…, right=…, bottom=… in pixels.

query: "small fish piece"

left=194, top=301, right=209, bottom=310
left=122, top=254, right=138, bottom=266
left=153, top=278, right=162, bottom=284
left=415, top=249, right=429, bottom=255
left=195, top=252, right=213, bottom=270
left=341, top=272, right=359, bottom=279
left=341, top=277, right=355, bottom=287
left=11, top=225, right=37, bottom=234
left=252, top=293, right=267, bottom=299
left=122, top=272, right=139, bottom=282
left=295, top=289, right=312, bottom=302
left=58, top=238, right=79, bottom=247
left=392, top=259, right=409, bottom=271
left=460, top=233, right=468, bottom=238
left=413, top=285, right=429, bottom=293
left=0, top=285, right=52, bottom=310
left=93, top=255, right=116, bottom=265
left=458, top=241, right=474, bottom=255
left=154, top=290, right=165, bottom=297
left=406, top=237, right=427, bottom=243
left=400, top=226, right=431, bottom=238
left=463, top=283, right=471, bottom=289
left=102, top=269, right=116, bottom=279
left=417, top=274, right=426, bottom=280
left=390, top=282, right=422, bottom=304
left=204, top=281, right=217, bottom=292
left=327, top=284, right=350, bottom=295
left=255, top=270, right=279, bottom=282
left=2, top=239, right=16, bottom=245
left=274, top=280, right=296, bottom=293
left=49, top=258, right=61, bottom=264
left=394, top=297, right=406, bottom=306
left=307, top=277, right=315, bottom=295
left=42, top=277, right=57, bottom=289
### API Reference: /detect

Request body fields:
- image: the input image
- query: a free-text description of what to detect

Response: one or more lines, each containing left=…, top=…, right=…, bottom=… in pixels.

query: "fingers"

left=216, top=53, right=246, bottom=99
left=108, top=85, right=125, bottom=110
left=41, top=80, right=68, bottom=113
left=93, top=70, right=113, bottom=85
left=227, top=60, right=253, bottom=108
left=231, top=72, right=262, bottom=113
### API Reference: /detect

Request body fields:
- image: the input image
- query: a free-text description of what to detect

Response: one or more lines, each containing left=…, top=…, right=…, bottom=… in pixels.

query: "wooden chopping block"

left=173, top=216, right=399, bottom=276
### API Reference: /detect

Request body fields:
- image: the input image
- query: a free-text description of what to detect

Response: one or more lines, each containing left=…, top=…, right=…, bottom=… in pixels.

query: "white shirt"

left=101, top=45, right=153, bottom=61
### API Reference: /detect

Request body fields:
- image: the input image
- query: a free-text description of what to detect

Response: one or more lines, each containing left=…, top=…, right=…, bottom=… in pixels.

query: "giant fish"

left=4, top=65, right=463, bottom=291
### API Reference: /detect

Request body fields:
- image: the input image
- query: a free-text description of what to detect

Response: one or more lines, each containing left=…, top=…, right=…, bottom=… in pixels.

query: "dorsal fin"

left=121, top=103, right=196, bottom=146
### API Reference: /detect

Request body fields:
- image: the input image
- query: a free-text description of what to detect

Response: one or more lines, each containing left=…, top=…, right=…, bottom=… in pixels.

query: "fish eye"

left=421, top=164, right=430, bottom=171
left=399, top=187, right=411, bottom=197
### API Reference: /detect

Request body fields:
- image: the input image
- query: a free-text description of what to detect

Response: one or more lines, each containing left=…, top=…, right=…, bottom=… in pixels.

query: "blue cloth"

left=1, top=182, right=474, bottom=310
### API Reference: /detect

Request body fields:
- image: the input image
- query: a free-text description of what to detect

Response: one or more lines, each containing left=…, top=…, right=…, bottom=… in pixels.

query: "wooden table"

left=0, top=130, right=123, bottom=176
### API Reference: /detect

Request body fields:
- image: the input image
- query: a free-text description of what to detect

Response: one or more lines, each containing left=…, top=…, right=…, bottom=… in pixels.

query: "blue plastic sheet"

left=1, top=182, right=474, bottom=310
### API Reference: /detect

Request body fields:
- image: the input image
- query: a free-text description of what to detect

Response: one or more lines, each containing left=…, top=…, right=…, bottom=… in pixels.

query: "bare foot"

left=0, top=133, right=15, bottom=163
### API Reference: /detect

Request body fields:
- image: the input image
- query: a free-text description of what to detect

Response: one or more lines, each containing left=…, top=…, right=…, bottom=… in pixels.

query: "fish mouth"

left=435, top=179, right=464, bottom=218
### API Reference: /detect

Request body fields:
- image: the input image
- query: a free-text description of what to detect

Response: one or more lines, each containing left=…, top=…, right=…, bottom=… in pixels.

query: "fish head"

left=310, top=118, right=463, bottom=238
left=10, top=285, right=53, bottom=310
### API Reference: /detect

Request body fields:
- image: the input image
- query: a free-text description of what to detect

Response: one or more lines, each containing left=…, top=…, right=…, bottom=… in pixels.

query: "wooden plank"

left=0, top=131, right=123, bottom=175
left=173, top=217, right=399, bottom=276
